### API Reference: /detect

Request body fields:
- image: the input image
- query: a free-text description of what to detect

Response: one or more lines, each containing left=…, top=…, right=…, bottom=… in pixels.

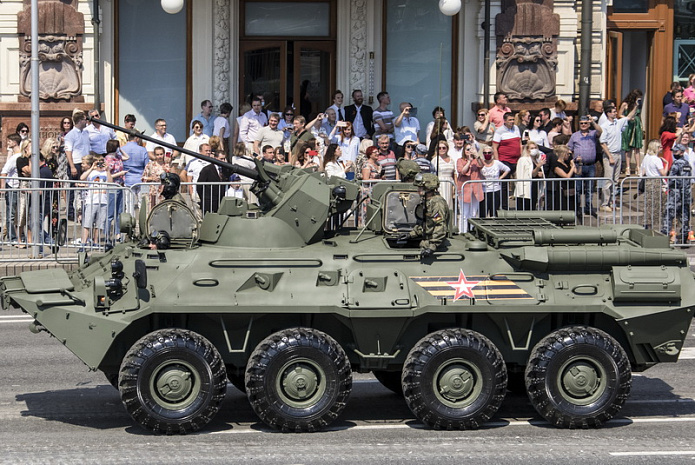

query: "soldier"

left=397, top=158, right=421, bottom=182
left=407, top=173, right=450, bottom=257
left=662, top=143, right=692, bottom=243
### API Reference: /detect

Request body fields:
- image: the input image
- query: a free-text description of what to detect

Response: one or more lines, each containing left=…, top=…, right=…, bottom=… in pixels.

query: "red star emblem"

left=446, top=270, right=480, bottom=301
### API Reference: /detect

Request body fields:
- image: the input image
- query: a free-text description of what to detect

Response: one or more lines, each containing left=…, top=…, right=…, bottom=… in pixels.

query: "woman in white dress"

left=434, top=140, right=455, bottom=209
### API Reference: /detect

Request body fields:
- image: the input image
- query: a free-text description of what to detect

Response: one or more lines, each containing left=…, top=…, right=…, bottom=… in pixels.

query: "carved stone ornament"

left=495, top=0, right=560, bottom=101
left=349, top=0, right=367, bottom=95
left=17, top=0, right=85, bottom=101
left=213, top=0, right=230, bottom=105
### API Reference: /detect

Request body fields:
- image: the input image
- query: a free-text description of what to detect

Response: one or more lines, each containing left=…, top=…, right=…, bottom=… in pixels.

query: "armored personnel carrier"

left=2, top=118, right=693, bottom=434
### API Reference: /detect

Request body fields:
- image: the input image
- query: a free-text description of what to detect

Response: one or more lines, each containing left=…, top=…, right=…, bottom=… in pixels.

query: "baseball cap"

left=579, top=115, right=591, bottom=122
left=672, top=143, right=687, bottom=153
left=415, top=144, right=428, bottom=155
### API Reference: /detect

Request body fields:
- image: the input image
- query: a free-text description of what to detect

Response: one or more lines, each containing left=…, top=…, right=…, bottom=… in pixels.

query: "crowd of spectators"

left=4, top=74, right=695, bottom=253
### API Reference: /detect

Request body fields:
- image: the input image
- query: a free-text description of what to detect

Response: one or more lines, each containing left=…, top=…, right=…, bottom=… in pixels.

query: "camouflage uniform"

left=409, top=174, right=450, bottom=254
left=662, top=156, right=692, bottom=242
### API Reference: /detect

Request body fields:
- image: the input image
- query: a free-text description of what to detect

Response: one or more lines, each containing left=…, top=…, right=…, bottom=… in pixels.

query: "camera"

left=96, top=161, right=105, bottom=168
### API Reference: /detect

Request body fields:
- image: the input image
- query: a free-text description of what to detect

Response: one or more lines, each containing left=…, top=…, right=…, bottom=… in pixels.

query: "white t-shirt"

left=186, top=159, right=209, bottom=183
left=145, top=132, right=177, bottom=159
left=85, top=169, right=109, bottom=205
left=641, top=154, right=665, bottom=178
left=394, top=116, right=420, bottom=145
left=213, top=116, right=231, bottom=139
left=1, top=153, right=21, bottom=188
left=480, top=160, right=510, bottom=192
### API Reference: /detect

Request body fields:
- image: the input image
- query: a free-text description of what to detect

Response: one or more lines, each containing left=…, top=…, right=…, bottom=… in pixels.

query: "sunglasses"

left=405, top=145, right=414, bottom=149
left=439, top=146, right=448, bottom=150
left=51, top=146, right=59, bottom=149
left=482, top=151, right=493, bottom=155
left=20, top=129, right=28, bottom=133
left=477, top=113, right=485, bottom=116
left=285, top=113, right=294, bottom=116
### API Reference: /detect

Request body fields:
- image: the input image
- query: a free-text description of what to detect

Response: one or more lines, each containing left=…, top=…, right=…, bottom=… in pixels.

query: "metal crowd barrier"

left=2, top=173, right=692, bottom=262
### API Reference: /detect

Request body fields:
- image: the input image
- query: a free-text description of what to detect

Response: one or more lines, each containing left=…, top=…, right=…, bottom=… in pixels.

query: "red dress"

left=660, top=131, right=676, bottom=169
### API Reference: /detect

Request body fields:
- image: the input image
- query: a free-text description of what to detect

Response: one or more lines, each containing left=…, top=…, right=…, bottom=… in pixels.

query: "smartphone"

left=410, top=107, right=418, bottom=118
left=540, top=153, right=547, bottom=163
left=523, top=130, right=529, bottom=139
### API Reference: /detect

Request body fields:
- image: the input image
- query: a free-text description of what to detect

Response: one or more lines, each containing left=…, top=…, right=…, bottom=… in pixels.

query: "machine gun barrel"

left=87, top=116, right=261, bottom=181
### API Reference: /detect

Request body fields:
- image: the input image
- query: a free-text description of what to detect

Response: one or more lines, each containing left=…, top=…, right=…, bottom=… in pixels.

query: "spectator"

left=64, top=110, right=91, bottom=219
left=16, top=140, right=33, bottom=247
left=197, top=150, right=229, bottom=215
left=663, top=89, right=690, bottom=128
left=289, top=115, right=319, bottom=163
left=474, top=107, right=495, bottom=143
left=56, top=116, right=73, bottom=181
left=116, top=114, right=136, bottom=147
left=322, top=144, right=352, bottom=179
left=254, top=112, right=283, bottom=156
left=40, top=138, right=60, bottom=177
left=538, top=108, right=553, bottom=133
left=278, top=106, right=295, bottom=146
left=456, top=142, right=483, bottom=232
left=239, top=96, right=268, bottom=154
left=274, top=147, right=289, bottom=166
left=334, top=121, right=359, bottom=168
left=547, top=118, right=564, bottom=147
left=376, top=134, right=399, bottom=180
left=213, top=102, right=233, bottom=154
left=121, top=131, right=149, bottom=213
left=492, top=112, right=522, bottom=210
left=684, top=74, right=695, bottom=112
left=413, top=144, right=435, bottom=174
left=448, top=133, right=465, bottom=165
left=361, top=146, right=381, bottom=181
left=425, top=106, right=454, bottom=147
left=145, top=118, right=178, bottom=162
left=659, top=116, right=680, bottom=169
left=619, top=89, right=644, bottom=176
left=142, top=146, right=171, bottom=210
left=515, top=109, right=531, bottom=135
left=434, top=140, right=455, bottom=209
left=190, top=99, right=215, bottom=137
left=568, top=115, right=602, bottom=217
left=663, top=81, right=683, bottom=108
left=328, top=90, right=345, bottom=121
left=182, top=120, right=210, bottom=166
left=105, top=139, right=127, bottom=241
left=293, top=142, right=320, bottom=170
left=318, top=108, right=338, bottom=143
left=373, top=91, right=395, bottom=142
left=479, top=148, right=511, bottom=217
left=427, top=117, right=451, bottom=158
left=600, top=104, right=637, bottom=212
left=527, top=113, right=551, bottom=151
left=86, top=109, right=116, bottom=156
left=401, top=140, right=416, bottom=160
left=394, top=102, right=420, bottom=152
left=231, top=142, right=256, bottom=204
left=16, top=122, right=29, bottom=141
left=232, top=103, right=251, bottom=144
left=355, top=138, right=375, bottom=180
left=79, top=154, right=112, bottom=248
left=488, top=92, right=511, bottom=128
left=345, top=89, right=374, bottom=140
left=640, top=139, right=668, bottom=231
left=1, top=133, right=22, bottom=243
left=552, top=144, right=578, bottom=215
left=515, top=141, right=544, bottom=212
left=550, top=99, right=568, bottom=120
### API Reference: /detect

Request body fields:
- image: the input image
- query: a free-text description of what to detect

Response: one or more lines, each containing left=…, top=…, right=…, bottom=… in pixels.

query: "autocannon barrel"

left=87, top=116, right=262, bottom=182
left=497, top=210, right=577, bottom=225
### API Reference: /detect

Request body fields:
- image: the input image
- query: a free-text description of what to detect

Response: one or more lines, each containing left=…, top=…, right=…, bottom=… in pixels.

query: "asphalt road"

left=1, top=308, right=694, bottom=464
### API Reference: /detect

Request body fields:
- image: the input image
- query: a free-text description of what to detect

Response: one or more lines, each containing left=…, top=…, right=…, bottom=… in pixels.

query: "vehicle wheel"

left=118, top=329, right=227, bottom=434
left=246, top=327, right=352, bottom=432
left=373, top=370, right=403, bottom=396
left=402, top=328, right=507, bottom=430
left=525, top=326, right=631, bottom=428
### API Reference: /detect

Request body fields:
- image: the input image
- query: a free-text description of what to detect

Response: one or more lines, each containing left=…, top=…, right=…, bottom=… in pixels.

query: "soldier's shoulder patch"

left=432, top=211, right=443, bottom=223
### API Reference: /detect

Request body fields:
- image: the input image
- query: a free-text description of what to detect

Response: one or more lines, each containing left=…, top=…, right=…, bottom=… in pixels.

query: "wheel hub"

left=438, top=365, right=474, bottom=402
left=281, top=363, right=320, bottom=402
left=561, top=362, right=600, bottom=399
left=154, top=365, right=194, bottom=403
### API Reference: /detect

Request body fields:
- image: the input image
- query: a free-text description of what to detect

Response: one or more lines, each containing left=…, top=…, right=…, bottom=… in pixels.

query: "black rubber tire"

left=245, top=327, right=352, bottom=432
left=373, top=370, right=403, bottom=396
left=402, top=328, right=507, bottom=430
left=525, top=326, right=631, bottom=428
left=118, top=329, right=227, bottom=434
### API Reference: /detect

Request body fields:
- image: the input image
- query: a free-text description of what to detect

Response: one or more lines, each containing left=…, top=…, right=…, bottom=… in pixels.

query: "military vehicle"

left=1, top=118, right=694, bottom=434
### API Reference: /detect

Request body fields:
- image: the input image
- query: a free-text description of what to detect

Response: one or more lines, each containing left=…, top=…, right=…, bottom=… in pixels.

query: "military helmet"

left=414, top=173, right=439, bottom=191
left=397, top=159, right=421, bottom=182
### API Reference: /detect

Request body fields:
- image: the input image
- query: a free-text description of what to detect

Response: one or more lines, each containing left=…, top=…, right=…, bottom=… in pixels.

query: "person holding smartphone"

left=395, top=102, right=420, bottom=158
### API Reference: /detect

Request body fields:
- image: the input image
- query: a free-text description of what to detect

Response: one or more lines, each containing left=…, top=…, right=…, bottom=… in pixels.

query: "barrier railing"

left=2, top=173, right=691, bottom=262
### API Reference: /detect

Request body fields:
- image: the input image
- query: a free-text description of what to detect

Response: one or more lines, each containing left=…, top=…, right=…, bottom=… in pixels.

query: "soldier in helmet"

left=397, top=158, right=421, bottom=182
left=407, top=173, right=450, bottom=256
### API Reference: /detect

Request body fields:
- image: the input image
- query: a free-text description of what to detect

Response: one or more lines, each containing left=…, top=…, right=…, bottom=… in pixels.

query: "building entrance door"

left=240, top=40, right=335, bottom=116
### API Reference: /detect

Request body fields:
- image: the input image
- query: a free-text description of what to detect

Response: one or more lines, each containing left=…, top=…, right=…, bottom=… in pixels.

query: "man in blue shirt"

left=663, top=90, right=690, bottom=128
left=568, top=115, right=602, bottom=218
left=189, top=99, right=215, bottom=137
left=121, top=132, right=150, bottom=212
